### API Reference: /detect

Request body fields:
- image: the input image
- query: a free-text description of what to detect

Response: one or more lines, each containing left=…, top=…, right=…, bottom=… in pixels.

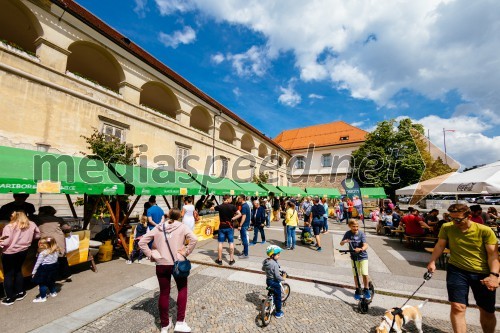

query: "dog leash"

left=389, top=271, right=432, bottom=332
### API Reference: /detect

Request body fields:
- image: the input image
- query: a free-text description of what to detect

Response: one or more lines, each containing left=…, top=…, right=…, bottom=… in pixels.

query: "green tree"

left=351, top=119, right=429, bottom=198
left=252, top=172, right=269, bottom=185
left=80, top=128, right=135, bottom=165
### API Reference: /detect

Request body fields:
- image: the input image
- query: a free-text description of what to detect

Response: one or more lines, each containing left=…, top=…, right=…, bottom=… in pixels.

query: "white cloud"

left=308, top=94, right=324, bottom=100
left=158, top=26, right=196, bottom=48
left=211, top=52, right=225, bottom=65
left=233, top=87, right=241, bottom=97
left=161, top=0, right=500, bottom=117
left=134, top=0, right=148, bottom=18
left=351, top=121, right=365, bottom=127
left=155, top=0, right=195, bottom=15
left=278, top=82, right=301, bottom=107
left=226, top=46, right=270, bottom=77
left=398, top=115, right=500, bottom=168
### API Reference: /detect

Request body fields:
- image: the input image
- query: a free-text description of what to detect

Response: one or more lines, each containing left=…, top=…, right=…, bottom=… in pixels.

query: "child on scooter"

left=340, top=219, right=371, bottom=300
left=262, top=245, right=285, bottom=319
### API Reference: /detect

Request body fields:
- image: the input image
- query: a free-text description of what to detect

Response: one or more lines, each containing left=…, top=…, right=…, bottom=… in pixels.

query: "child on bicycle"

left=262, top=245, right=285, bottom=318
left=340, top=219, right=371, bottom=300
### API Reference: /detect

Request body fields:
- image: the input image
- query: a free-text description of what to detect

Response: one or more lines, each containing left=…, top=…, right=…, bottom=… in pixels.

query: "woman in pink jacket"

left=1, top=211, right=40, bottom=305
left=139, top=208, right=197, bottom=333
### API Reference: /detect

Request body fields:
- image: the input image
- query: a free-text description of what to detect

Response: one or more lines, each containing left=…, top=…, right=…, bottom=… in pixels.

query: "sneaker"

left=15, top=292, right=27, bottom=301
left=33, top=297, right=47, bottom=303
left=275, top=311, right=284, bottom=319
left=174, top=321, right=192, bottom=332
left=1, top=298, right=15, bottom=306
left=137, top=259, right=142, bottom=264
left=229, top=260, right=235, bottom=266
left=50, top=292, right=58, bottom=298
left=126, top=260, right=132, bottom=265
left=160, top=321, right=172, bottom=333
left=354, top=289, right=361, bottom=301
left=261, top=241, right=266, bottom=244
left=316, top=247, right=322, bottom=252
left=215, top=259, right=223, bottom=265
left=290, top=247, right=295, bottom=250
left=249, top=242, right=257, bottom=246
left=237, top=254, right=249, bottom=259
left=363, top=288, right=371, bottom=300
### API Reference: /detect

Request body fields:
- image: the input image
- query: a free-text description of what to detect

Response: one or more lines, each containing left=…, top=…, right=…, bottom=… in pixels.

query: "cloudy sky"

left=77, top=0, right=499, bottom=168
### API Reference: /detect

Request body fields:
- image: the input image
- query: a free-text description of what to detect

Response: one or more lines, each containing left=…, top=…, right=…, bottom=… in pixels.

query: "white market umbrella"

left=433, top=161, right=500, bottom=195
left=395, top=172, right=457, bottom=196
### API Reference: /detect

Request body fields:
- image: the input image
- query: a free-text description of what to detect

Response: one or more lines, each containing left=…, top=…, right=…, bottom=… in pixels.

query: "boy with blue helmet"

left=262, top=245, right=285, bottom=318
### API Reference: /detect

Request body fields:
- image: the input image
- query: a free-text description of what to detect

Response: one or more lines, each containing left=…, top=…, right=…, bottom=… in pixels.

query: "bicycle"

left=260, top=272, right=290, bottom=327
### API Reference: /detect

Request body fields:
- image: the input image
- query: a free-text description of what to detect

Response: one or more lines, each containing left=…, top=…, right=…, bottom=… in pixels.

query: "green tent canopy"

left=191, top=174, right=243, bottom=195
left=0, top=146, right=125, bottom=195
left=305, top=187, right=341, bottom=199
left=232, top=181, right=267, bottom=197
left=360, top=187, right=387, bottom=199
left=111, top=164, right=205, bottom=196
left=277, top=185, right=307, bottom=197
left=259, top=183, right=283, bottom=197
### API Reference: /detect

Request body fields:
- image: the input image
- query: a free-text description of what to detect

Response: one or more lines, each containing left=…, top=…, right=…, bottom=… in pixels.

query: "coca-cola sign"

left=456, top=183, right=476, bottom=191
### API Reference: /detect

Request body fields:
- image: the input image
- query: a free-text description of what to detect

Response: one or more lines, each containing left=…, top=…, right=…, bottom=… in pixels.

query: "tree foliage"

left=80, top=128, right=135, bottom=165
left=252, top=172, right=269, bottom=185
left=351, top=118, right=451, bottom=199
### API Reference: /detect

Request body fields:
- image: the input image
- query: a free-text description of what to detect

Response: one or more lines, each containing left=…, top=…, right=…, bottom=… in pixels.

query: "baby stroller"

left=299, top=225, right=314, bottom=245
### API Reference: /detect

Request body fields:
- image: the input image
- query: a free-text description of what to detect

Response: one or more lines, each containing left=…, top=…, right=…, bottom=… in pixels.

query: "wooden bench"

left=404, top=235, right=438, bottom=249
left=425, top=247, right=450, bottom=269
left=391, top=229, right=405, bottom=243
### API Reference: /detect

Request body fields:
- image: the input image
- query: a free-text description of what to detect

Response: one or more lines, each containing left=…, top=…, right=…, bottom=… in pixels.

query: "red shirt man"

left=403, top=208, right=428, bottom=236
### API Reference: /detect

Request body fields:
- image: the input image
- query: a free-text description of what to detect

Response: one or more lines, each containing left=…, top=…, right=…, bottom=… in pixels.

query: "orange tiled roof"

left=274, top=121, right=367, bottom=150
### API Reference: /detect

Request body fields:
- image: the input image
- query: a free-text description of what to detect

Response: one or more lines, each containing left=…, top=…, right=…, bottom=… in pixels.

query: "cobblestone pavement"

left=75, top=266, right=485, bottom=333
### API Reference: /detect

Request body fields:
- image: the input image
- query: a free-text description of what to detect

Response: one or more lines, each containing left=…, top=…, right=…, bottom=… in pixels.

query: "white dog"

left=376, top=300, right=428, bottom=333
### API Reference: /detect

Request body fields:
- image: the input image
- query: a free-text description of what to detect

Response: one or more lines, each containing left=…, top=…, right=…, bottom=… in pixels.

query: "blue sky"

left=76, top=0, right=500, bottom=168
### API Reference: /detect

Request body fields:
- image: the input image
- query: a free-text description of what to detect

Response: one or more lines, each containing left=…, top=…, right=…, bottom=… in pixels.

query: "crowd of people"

left=1, top=192, right=498, bottom=333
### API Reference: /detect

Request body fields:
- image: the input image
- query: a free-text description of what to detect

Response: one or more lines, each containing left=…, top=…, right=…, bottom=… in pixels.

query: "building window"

left=176, top=145, right=190, bottom=169
left=102, top=123, right=125, bottom=142
left=268, top=172, right=274, bottom=184
left=221, top=157, right=228, bottom=177
left=321, top=154, right=332, bottom=167
left=340, top=135, right=349, bottom=141
left=295, top=156, right=305, bottom=169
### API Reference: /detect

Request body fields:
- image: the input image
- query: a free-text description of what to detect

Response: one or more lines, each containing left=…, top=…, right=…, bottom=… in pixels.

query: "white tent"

left=395, top=172, right=456, bottom=196
left=433, top=161, right=500, bottom=194
left=396, top=162, right=500, bottom=196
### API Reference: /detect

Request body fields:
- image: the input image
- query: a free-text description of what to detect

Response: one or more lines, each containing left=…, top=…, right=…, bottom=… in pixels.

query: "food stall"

left=360, top=187, right=387, bottom=217
left=0, top=146, right=126, bottom=281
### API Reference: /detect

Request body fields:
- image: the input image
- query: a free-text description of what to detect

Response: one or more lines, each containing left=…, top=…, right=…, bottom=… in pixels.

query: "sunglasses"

left=446, top=216, right=468, bottom=223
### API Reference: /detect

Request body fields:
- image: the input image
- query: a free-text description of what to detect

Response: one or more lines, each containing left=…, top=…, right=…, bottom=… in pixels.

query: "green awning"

left=0, top=146, right=125, bottom=195
left=305, top=187, right=341, bottom=199
left=232, top=181, right=267, bottom=197
left=259, top=183, right=283, bottom=197
left=277, top=185, right=307, bottom=197
left=111, top=164, right=206, bottom=196
left=191, top=174, right=243, bottom=195
left=360, top=187, right=387, bottom=199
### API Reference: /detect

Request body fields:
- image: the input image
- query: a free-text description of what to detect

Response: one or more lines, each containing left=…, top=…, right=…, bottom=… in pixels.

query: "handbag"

left=162, top=224, right=191, bottom=278
left=65, top=233, right=80, bottom=253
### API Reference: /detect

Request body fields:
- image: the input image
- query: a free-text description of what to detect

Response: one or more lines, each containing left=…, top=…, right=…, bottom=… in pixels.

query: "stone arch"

left=258, top=143, right=268, bottom=158
left=189, top=106, right=212, bottom=133
left=270, top=149, right=277, bottom=162
left=219, top=122, right=235, bottom=144
left=140, top=81, right=180, bottom=119
left=241, top=134, right=255, bottom=153
left=66, top=41, right=125, bottom=92
left=0, top=0, right=43, bottom=54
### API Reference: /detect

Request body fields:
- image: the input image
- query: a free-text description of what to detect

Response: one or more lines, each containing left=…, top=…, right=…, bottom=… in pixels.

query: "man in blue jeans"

left=321, top=197, right=329, bottom=233
left=309, top=197, right=326, bottom=251
left=211, top=195, right=241, bottom=266
left=237, top=195, right=251, bottom=259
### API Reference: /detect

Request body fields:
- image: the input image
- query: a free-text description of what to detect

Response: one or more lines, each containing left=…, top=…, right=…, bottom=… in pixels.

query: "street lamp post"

left=443, top=128, right=455, bottom=166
